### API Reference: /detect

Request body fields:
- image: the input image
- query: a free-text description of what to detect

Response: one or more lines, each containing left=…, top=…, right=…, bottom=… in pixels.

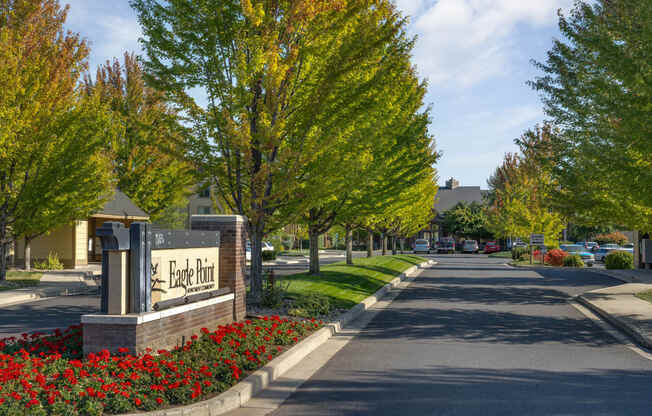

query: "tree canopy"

left=0, top=0, right=115, bottom=278
left=530, top=0, right=652, bottom=232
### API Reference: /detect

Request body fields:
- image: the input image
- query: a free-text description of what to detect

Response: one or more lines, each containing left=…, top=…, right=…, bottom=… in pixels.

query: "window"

left=197, top=206, right=212, bottom=215
left=198, top=188, right=210, bottom=198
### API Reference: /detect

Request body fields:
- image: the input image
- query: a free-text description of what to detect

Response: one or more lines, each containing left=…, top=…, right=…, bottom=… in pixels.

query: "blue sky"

left=62, top=0, right=574, bottom=188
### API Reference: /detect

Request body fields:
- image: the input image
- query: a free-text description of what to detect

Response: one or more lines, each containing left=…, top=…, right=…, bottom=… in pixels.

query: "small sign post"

left=530, top=234, right=545, bottom=264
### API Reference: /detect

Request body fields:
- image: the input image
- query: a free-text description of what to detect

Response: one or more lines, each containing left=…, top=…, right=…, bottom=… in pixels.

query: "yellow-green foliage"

left=0, top=0, right=115, bottom=280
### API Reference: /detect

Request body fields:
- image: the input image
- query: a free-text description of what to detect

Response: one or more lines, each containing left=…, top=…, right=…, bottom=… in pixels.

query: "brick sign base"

left=82, top=291, right=234, bottom=355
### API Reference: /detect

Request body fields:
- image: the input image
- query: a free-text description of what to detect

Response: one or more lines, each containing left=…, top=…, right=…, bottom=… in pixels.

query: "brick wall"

left=191, top=216, right=247, bottom=321
left=84, top=299, right=233, bottom=355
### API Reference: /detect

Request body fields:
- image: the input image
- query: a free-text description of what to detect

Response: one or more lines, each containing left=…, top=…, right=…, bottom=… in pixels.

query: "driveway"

left=257, top=255, right=652, bottom=415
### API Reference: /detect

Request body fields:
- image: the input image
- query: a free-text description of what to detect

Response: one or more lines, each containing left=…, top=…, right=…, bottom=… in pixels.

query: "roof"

left=434, top=186, right=487, bottom=213
left=93, top=189, right=149, bottom=219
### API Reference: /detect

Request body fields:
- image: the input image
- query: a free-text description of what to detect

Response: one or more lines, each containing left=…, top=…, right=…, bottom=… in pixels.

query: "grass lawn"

left=488, top=251, right=512, bottom=259
left=278, top=250, right=309, bottom=257
left=278, top=254, right=426, bottom=309
left=0, top=271, right=43, bottom=291
left=635, top=290, right=652, bottom=305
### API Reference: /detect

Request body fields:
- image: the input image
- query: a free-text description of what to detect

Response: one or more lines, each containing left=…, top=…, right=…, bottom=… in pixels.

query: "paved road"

left=0, top=295, right=99, bottom=339
left=264, top=255, right=652, bottom=416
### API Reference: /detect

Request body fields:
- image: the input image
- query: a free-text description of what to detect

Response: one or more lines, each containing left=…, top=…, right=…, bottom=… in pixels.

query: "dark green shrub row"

left=511, top=246, right=529, bottom=260
left=261, top=250, right=278, bottom=261
left=605, top=251, right=634, bottom=270
left=563, top=254, right=584, bottom=268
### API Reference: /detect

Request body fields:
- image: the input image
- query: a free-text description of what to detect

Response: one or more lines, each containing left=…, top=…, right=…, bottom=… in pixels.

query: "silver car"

left=462, top=240, right=479, bottom=253
left=413, top=239, right=430, bottom=254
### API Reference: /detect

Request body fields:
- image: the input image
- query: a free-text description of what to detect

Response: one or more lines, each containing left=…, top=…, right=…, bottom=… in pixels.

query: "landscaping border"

left=123, top=259, right=434, bottom=416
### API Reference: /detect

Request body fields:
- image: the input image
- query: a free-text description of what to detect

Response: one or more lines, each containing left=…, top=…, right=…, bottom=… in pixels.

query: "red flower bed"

left=544, top=248, right=569, bottom=266
left=0, top=316, right=322, bottom=415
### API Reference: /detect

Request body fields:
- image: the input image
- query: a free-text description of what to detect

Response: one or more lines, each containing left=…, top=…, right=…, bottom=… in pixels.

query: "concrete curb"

left=123, top=259, right=434, bottom=416
left=576, top=294, right=652, bottom=350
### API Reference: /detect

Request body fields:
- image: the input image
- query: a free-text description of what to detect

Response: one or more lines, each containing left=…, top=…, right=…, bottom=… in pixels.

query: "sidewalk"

left=578, top=283, right=652, bottom=349
left=0, top=270, right=100, bottom=307
left=589, top=268, right=652, bottom=284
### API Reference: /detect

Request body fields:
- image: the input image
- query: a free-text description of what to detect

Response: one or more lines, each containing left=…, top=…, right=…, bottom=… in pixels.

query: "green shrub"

left=289, top=293, right=331, bottom=318
left=563, top=254, right=584, bottom=268
left=605, top=250, right=634, bottom=270
left=33, top=251, right=63, bottom=270
left=260, top=272, right=289, bottom=308
left=511, top=246, right=529, bottom=260
left=261, top=250, right=278, bottom=261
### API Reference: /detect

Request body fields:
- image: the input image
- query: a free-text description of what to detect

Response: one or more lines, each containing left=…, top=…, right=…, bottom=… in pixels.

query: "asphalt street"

left=264, top=255, right=652, bottom=416
left=0, top=295, right=99, bottom=339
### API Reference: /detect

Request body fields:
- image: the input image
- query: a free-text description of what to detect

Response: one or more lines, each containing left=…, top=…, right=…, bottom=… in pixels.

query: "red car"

left=484, top=241, right=501, bottom=254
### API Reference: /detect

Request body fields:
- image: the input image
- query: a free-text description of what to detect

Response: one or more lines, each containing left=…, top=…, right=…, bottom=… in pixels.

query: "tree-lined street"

left=229, top=256, right=652, bottom=415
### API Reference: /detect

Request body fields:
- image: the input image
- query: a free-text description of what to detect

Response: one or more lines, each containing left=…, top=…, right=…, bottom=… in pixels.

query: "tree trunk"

left=400, top=238, right=405, bottom=254
left=345, top=224, right=353, bottom=265
left=249, top=226, right=264, bottom=302
left=24, top=239, right=31, bottom=271
left=382, top=234, right=387, bottom=256
left=392, top=236, right=397, bottom=255
left=0, top=242, right=7, bottom=282
left=367, top=229, right=373, bottom=258
left=309, top=229, right=320, bottom=275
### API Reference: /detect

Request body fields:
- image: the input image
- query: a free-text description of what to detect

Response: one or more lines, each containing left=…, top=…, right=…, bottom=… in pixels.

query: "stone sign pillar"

left=190, top=215, right=247, bottom=321
left=96, top=222, right=130, bottom=314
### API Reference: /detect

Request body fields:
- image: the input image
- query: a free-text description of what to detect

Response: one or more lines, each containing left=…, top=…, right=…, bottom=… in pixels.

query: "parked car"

left=246, top=241, right=251, bottom=261
left=437, top=237, right=455, bottom=254
left=560, top=244, right=595, bottom=265
left=577, top=241, right=599, bottom=251
left=413, top=239, right=430, bottom=254
left=262, top=241, right=275, bottom=252
left=622, top=243, right=634, bottom=249
left=484, top=241, right=501, bottom=254
left=594, top=247, right=618, bottom=262
left=601, top=243, right=620, bottom=250
left=462, top=240, right=479, bottom=254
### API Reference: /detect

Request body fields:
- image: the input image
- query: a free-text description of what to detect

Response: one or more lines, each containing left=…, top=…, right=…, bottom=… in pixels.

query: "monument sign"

left=82, top=216, right=247, bottom=356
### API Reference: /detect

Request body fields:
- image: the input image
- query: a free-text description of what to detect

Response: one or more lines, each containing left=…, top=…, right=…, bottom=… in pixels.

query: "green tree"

left=84, top=53, right=195, bottom=224
left=131, top=0, right=421, bottom=298
left=486, top=125, right=566, bottom=245
left=0, top=0, right=115, bottom=279
left=530, top=0, right=652, bottom=231
left=442, top=201, right=491, bottom=240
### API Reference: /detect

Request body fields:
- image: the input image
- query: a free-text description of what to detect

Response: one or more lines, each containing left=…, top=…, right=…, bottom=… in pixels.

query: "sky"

left=62, top=0, right=575, bottom=188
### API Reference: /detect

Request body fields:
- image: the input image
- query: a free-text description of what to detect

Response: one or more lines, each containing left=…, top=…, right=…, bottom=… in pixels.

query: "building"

left=14, top=190, right=149, bottom=268
left=432, top=177, right=488, bottom=241
left=186, top=185, right=225, bottom=228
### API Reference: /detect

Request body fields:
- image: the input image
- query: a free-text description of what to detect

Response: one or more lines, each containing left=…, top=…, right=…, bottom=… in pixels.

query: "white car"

left=413, top=239, right=430, bottom=253
left=462, top=240, right=479, bottom=253
left=262, top=241, right=275, bottom=252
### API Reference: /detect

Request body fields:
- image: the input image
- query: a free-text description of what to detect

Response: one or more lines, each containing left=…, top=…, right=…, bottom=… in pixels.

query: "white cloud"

left=63, top=1, right=142, bottom=68
left=399, top=0, right=573, bottom=87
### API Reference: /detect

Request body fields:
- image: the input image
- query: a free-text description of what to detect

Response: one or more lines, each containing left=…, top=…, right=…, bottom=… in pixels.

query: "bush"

left=289, top=293, right=331, bottom=318
left=605, top=250, right=634, bottom=270
left=511, top=246, right=529, bottom=260
left=563, top=254, right=584, bottom=268
left=544, top=248, right=569, bottom=266
left=260, top=271, right=289, bottom=308
left=594, top=232, right=628, bottom=246
left=261, top=250, right=278, bottom=261
left=33, top=251, right=63, bottom=270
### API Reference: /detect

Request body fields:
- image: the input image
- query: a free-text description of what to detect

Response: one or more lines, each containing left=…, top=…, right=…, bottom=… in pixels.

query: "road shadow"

left=399, top=284, right=568, bottom=305
left=354, top=306, right=619, bottom=346
left=271, top=366, right=652, bottom=416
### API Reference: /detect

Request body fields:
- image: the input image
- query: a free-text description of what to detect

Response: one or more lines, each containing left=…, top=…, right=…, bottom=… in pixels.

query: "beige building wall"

left=74, top=220, right=88, bottom=266
left=15, top=223, right=75, bottom=268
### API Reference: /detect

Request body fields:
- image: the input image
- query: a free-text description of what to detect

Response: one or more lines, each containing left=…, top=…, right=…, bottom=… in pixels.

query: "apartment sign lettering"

left=151, top=247, right=219, bottom=305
